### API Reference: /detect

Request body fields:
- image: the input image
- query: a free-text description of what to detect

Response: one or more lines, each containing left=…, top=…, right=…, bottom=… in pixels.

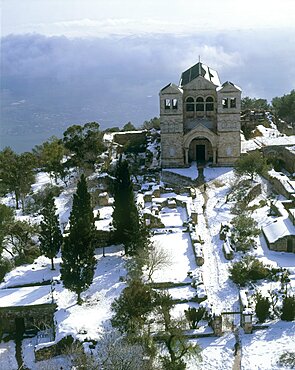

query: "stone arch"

left=183, top=126, right=218, bottom=165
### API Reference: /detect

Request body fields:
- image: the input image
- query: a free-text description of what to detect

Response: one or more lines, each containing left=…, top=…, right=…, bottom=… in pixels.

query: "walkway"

left=193, top=180, right=240, bottom=314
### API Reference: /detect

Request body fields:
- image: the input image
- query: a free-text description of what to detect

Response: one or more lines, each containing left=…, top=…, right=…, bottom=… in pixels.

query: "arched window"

left=230, top=98, right=236, bottom=108
left=206, top=97, right=214, bottom=111
left=186, top=97, right=194, bottom=112
left=196, top=97, right=204, bottom=112
left=164, top=99, right=171, bottom=110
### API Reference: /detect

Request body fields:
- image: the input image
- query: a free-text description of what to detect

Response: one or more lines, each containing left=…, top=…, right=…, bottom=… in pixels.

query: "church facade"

left=159, top=62, right=241, bottom=168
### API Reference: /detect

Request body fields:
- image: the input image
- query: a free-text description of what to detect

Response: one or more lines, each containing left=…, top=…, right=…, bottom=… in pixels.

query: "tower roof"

left=180, top=62, right=220, bottom=87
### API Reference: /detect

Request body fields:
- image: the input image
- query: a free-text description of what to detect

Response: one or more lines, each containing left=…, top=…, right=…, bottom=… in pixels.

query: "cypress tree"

left=112, top=159, right=144, bottom=255
left=61, top=174, right=96, bottom=304
left=39, top=196, right=63, bottom=270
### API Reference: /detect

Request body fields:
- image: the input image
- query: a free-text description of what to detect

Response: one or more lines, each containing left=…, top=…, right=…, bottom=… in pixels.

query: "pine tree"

left=112, top=159, right=142, bottom=255
left=39, top=196, right=63, bottom=270
left=61, top=174, right=96, bottom=304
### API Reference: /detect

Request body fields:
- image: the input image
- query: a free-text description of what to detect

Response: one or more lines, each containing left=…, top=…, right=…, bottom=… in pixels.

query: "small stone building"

left=0, top=285, right=56, bottom=338
left=262, top=219, right=295, bottom=253
left=159, top=61, right=241, bottom=168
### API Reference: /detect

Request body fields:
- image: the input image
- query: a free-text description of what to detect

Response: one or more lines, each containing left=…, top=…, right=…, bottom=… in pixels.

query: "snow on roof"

left=255, top=134, right=295, bottom=147
left=0, top=285, right=53, bottom=308
left=262, top=218, right=295, bottom=243
left=180, top=62, right=220, bottom=87
left=160, top=83, right=183, bottom=93
left=216, top=81, right=241, bottom=91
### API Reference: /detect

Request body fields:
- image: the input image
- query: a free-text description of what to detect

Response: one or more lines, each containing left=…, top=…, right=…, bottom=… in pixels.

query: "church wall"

left=217, top=131, right=241, bottom=165
left=161, top=132, right=184, bottom=167
left=217, top=113, right=241, bottom=132
left=160, top=88, right=184, bottom=167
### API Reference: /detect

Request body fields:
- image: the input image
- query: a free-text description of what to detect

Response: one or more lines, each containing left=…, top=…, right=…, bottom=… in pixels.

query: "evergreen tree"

left=0, top=147, right=36, bottom=210
left=39, top=195, right=63, bottom=270
left=255, top=292, right=270, bottom=323
left=63, top=122, right=106, bottom=170
left=33, top=136, right=67, bottom=184
left=61, top=174, right=96, bottom=304
left=111, top=279, right=155, bottom=334
left=272, top=90, right=295, bottom=124
left=281, top=295, right=295, bottom=321
left=112, top=159, right=146, bottom=255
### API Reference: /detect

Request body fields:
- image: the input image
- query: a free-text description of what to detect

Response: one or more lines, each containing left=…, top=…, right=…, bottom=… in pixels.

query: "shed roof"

left=180, top=62, right=220, bottom=87
left=0, top=285, right=53, bottom=308
left=262, top=218, right=295, bottom=244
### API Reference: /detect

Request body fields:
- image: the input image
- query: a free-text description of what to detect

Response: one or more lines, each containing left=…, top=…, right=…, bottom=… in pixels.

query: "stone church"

left=159, top=61, right=241, bottom=168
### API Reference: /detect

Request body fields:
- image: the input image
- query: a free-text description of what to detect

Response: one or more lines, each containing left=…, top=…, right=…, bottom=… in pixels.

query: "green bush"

left=0, top=258, right=13, bottom=282
left=230, top=213, right=260, bottom=252
left=255, top=292, right=270, bottom=323
left=229, top=255, right=271, bottom=286
left=161, top=357, right=186, bottom=370
left=184, top=306, right=206, bottom=329
left=111, top=279, right=155, bottom=333
left=281, top=295, right=295, bottom=321
left=14, top=245, right=41, bottom=266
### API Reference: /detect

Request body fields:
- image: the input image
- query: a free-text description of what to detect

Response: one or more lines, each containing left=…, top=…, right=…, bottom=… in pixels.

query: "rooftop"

left=0, top=285, right=53, bottom=308
left=180, top=62, right=220, bottom=87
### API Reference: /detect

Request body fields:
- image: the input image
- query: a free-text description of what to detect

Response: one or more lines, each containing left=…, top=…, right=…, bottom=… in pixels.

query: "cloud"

left=1, top=30, right=295, bottom=151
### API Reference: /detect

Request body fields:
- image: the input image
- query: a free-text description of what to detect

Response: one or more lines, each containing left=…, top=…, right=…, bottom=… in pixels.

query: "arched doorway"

left=183, top=126, right=218, bottom=166
left=189, top=137, right=213, bottom=164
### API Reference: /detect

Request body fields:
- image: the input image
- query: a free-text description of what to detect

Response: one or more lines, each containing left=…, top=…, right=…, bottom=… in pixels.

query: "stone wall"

left=263, top=233, right=295, bottom=253
left=246, top=183, right=262, bottom=203
left=161, top=170, right=196, bottom=187
left=35, top=335, right=79, bottom=361
left=0, top=303, right=56, bottom=336
left=217, top=131, right=241, bottom=165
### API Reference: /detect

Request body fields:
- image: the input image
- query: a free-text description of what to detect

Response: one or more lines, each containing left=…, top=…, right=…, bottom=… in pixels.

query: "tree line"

left=242, top=89, right=295, bottom=124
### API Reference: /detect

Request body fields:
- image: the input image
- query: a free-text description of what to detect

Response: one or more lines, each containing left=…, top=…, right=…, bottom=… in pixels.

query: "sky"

left=1, top=0, right=295, bottom=152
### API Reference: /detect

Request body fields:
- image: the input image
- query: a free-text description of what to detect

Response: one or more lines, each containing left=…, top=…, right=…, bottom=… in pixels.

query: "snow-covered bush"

left=278, top=351, right=295, bottom=368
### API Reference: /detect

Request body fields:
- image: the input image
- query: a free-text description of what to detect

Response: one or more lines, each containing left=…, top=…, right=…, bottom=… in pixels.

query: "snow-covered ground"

left=188, top=334, right=236, bottom=370
left=163, top=162, right=199, bottom=180
left=1, top=130, right=295, bottom=369
left=152, top=232, right=196, bottom=283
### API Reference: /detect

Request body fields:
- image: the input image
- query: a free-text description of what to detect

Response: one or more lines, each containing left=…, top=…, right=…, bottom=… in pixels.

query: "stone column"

left=212, top=315, right=223, bottom=336
left=213, top=148, right=217, bottom=165
left=242, top=313, right=253, bottom=334
left=184, top=148, right=189, bottom=166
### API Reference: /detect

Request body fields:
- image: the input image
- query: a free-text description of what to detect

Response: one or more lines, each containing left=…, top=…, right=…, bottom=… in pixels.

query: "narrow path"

left=193, top=187, right=221, bottom=308
left=232, top=329, right=242, bottom=370
left=15, top=337, right=29, bottom=370
left=193, top=182, right=240, bottom=314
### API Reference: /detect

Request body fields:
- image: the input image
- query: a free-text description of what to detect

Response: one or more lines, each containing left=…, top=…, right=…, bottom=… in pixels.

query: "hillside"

left=0, top=122, right=295, bottom=369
